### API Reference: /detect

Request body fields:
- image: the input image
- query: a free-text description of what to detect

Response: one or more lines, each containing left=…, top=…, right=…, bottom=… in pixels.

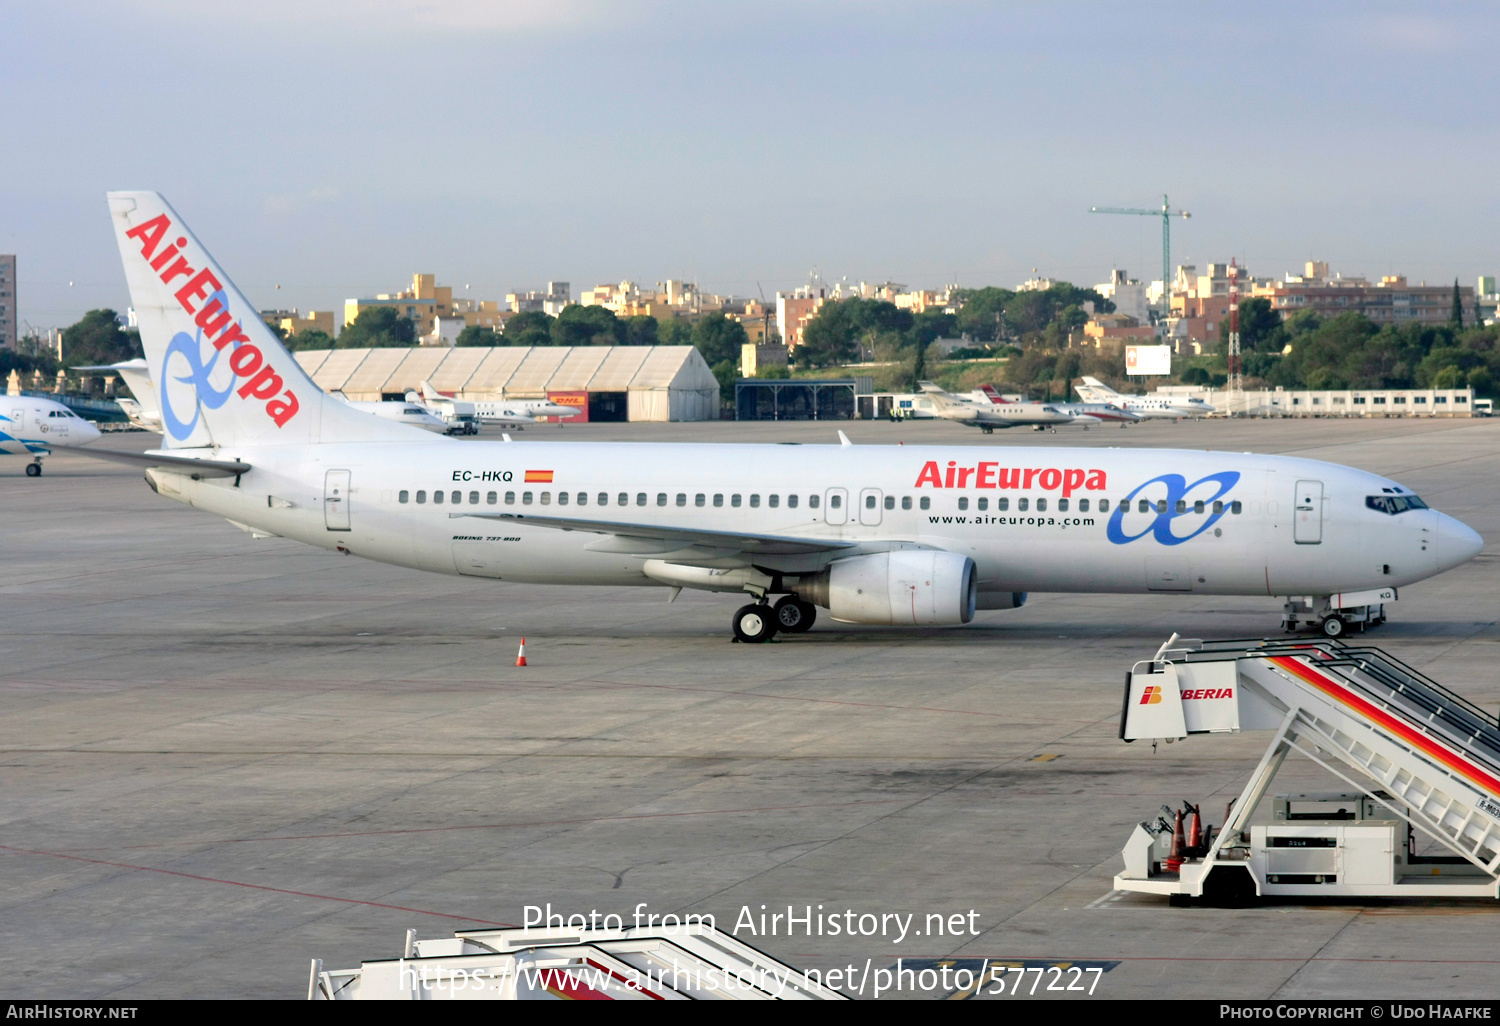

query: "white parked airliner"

left=97, top=191, right=1483, bottom=642
left=3, top=394, right=102, bottom=474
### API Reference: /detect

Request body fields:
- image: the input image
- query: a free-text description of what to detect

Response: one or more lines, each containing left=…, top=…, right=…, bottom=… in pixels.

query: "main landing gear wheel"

left=773, top=595, right=816, bottom=634
left=732, top=603, right=778, bottom=644
left=1321, top=615, right=1346, bottom=638
left=25, top=462, right=41, bottom=477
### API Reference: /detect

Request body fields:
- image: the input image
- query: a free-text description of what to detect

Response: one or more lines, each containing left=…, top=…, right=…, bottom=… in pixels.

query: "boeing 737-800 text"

left=103, top=191, right=1483, bottom=642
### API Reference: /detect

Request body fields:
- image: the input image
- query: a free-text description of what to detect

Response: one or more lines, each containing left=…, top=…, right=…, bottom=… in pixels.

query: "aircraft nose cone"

left=81, top=420, right=102, bottom=443
left=1436, top=513, right=1483, bottom=569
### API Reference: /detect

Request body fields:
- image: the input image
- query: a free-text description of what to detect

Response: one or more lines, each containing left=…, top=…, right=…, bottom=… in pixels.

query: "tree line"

left=1189, top=298, right=1500, bottom=394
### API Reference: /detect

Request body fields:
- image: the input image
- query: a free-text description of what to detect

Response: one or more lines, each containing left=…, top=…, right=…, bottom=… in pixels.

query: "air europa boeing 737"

left=98, top=191, right=1484, bottom=643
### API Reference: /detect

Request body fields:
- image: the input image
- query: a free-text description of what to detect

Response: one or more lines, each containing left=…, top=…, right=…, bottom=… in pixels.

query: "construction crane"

left=1089, top=194, right=1191, bottom=321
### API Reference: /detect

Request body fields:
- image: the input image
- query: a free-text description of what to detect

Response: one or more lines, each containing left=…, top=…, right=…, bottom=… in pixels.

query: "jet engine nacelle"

left=795, top=551, right=977, bottom=625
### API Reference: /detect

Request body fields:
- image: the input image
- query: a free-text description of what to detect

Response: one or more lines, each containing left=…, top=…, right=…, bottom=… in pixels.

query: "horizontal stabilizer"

left=53, top=444, right=249, bottom=478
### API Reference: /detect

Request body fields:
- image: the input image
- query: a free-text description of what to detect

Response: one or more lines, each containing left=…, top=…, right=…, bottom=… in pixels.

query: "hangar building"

left=291, top=345, right=720, bottom=422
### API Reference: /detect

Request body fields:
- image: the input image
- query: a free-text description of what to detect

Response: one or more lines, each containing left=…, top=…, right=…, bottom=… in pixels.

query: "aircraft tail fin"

left=419, top=380, right=445, bottom=403
left=108, top=192, right=426, bottom=449
left=1079, top=375, right=1120, bottom=396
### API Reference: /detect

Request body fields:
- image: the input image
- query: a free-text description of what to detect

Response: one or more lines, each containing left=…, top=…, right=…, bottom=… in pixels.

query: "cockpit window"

left=1366, top=494, right=1429, bottom=515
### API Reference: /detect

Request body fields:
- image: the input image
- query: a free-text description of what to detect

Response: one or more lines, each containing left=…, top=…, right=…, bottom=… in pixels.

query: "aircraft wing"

left=453, top=511, right=858, bottom=556
left=52, top=445, right=250, bottom=478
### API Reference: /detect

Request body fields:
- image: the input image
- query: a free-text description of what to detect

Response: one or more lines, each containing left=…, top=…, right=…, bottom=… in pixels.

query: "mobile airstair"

left=1115, top=635, right=1500, bottom=903
left=309, top=921, right=846, bottom=1000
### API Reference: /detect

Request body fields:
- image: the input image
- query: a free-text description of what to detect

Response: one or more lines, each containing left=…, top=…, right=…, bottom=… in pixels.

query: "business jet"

left=331, top=393, right=449, bottom=433
left=3, top=395, right=103, bottom=474
left=74, top=358, right=162, bottom=431
left=917, top=381, right=1075, bottom=433
left=417, top=381, right=565, bottom=425
left=1075, top=376, right=1215, bottom=419
left=99, top=191, right=1483, bottom=644
left=969, top=385, right=1141, bottom=430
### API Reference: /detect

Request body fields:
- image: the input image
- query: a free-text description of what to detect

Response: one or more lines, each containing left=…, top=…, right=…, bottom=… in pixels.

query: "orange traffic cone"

left=515, top=637, right=528, bottom=667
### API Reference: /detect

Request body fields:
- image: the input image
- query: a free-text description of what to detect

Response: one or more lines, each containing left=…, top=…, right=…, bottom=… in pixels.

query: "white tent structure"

left=291, top=345, right=720, bottom=422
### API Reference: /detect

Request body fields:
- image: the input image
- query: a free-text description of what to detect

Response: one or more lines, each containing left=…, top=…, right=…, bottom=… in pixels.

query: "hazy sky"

left=5, top=1, right=1498, bottom=329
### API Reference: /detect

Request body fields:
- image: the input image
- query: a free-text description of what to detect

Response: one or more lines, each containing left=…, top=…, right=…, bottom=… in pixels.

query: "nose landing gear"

left=25, top=460, right=42, bottom=477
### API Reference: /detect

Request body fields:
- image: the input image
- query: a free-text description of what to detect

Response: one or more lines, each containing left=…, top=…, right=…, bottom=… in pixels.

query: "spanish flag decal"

left=524, top=469, right=555, bottom=483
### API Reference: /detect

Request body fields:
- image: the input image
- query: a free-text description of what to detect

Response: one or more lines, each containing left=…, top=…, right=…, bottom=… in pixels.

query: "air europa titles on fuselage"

left=914, top=460, right=1106, bottom=498
left=124, top=214, right=300, bottom=429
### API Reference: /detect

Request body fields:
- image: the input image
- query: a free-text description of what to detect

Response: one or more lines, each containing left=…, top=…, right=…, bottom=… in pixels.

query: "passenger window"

left=434, top=490, right=444, bottom=505
left=1078, top=498, right=1089, bottom=512
left=416, top=490, right=426, bottom=504
left=1019, top=498, right=1029, bottom=512
left=958, top=497, right=969, bottom=511
left=598, top=492, right=609, bottom=505
left=676, top=493, right=686, bottom=507
left=1213, top=500, right=1223, bottom=514
left=451, top=491, right=461, bottom=504
left=469, top=491, right=479, bottom=504
left=1037, top=498, right=1047, bottom=512
left=637, top=493, right=647, bottom=506
left=919, top=496, right=930, bottom=510
left=523, top=491, right=533, bottom=505
left=788, top=494, right=798, bottom=509
left=1138, top=499, right=1150, bottom=513
left=657, top=493, right=667, bottom=506
left=1194, top=500, right=1204, bottom=514
left=997, top=497, right=1009, bottom=511
left=977, top=497, right=987, bottom=511
left=1098, top=499, right=1109, bottom=512
left=1231, top=500, right=1242, bottom=514
left=732, top=494, right=742, bottom=507
left=541, top=492, right=551, bottom=505
left=901, top=496, right=911, bottom=510
left=830, top=494, right=841, bottom=509
left=695, top=493, right=705, bottom=507
left=621, top=493, right=631, bottom=506
left=713, top=494, right=724, bottom=507
left=487, top=491, right=497, bottom=505
left=750, top=494, right=761, bottom=508
left=505, top=491, right=515, bottom=504
left=399, top=490, right=409, bottom=503
left=1156, top=500, right=1167, bottom=514
left=558, top=492, right=569, bottom=505
left=865, top=495, right=876, bottom=509
left=769, top=494, right=779, bottom=508
left=883, top=495, right=894, bottom=510
left=809, top=495, right=820, bottom=509
left=1175, top=500, right=1186, bottom=514
left=1058, top=498, right=1068, bottom=512
left=577, top=492, right=587, bottom=506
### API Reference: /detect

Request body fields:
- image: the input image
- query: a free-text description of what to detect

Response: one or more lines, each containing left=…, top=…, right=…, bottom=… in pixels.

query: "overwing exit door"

left=325, top=469, right=351, bottom=531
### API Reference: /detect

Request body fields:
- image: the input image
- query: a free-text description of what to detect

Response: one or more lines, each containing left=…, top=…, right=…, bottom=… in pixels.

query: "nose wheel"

left=732, top=603, right=779, bottom=643
left=25, top=461, right=42, bottom=477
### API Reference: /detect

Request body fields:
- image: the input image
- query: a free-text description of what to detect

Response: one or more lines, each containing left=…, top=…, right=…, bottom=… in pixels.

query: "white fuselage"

left=2, top=396, right=102, bottom=455
left=143, top=440, right=1479, bottom=600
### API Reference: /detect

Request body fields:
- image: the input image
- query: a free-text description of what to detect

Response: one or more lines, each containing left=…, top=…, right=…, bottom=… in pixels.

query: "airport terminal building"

left=1157, top=385, right=1477, bottom=417
left=292, top=345, right=720, bottom=422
